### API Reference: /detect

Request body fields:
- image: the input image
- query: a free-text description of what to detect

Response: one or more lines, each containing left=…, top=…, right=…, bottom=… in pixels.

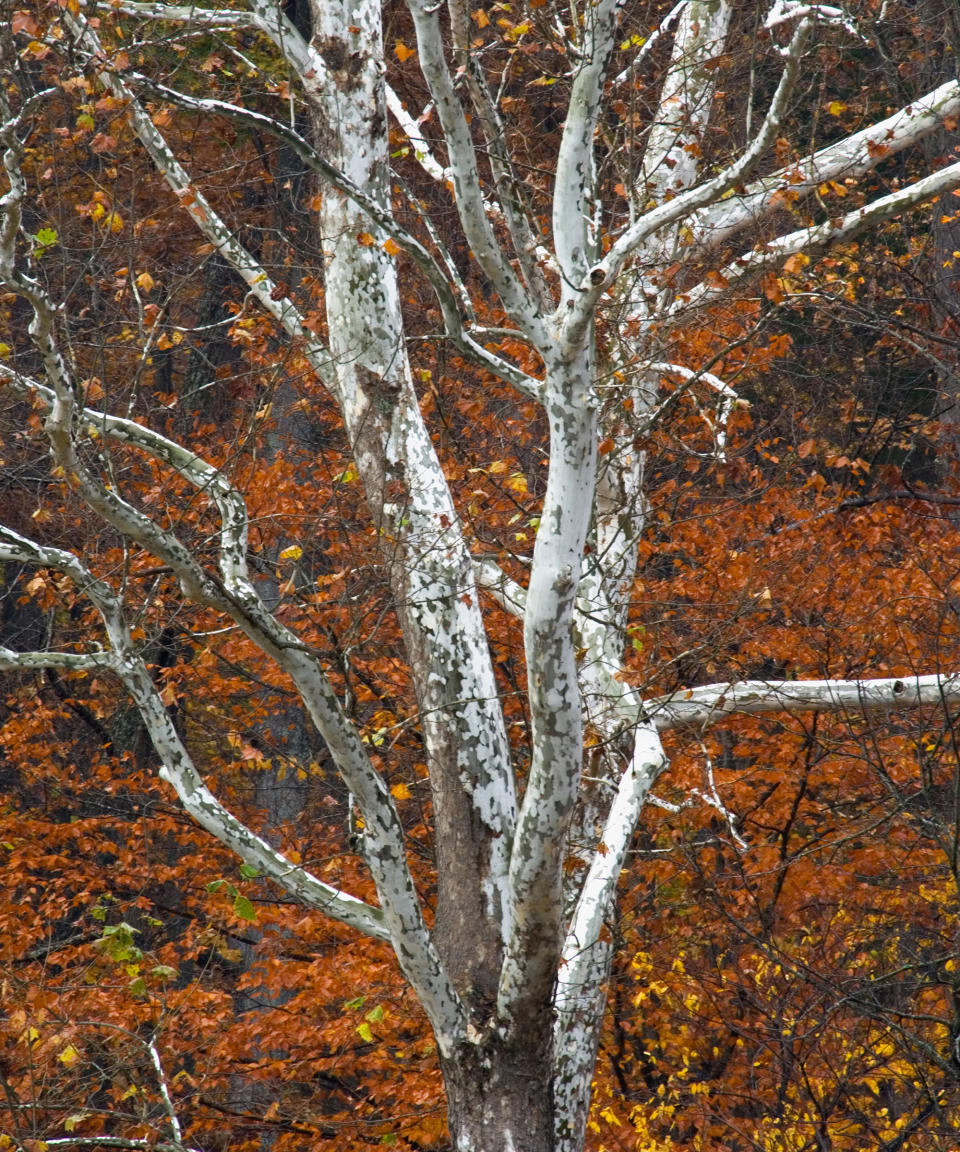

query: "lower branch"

left=645, top=673, right=960, bottom=731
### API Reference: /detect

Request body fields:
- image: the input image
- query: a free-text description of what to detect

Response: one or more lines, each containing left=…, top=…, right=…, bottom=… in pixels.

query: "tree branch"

left=405, top=0, right=545, bottom=338
left=665, top=154, right=960, bottom=321
left=684, top=76, right=960, bottom=268
left=0, top=530, right=391, bottom=940
left=136, top=78, right=542, bottom=399
left=645, top=673, right=960, bottom=731
left=566, top=11, right=812, bottom=342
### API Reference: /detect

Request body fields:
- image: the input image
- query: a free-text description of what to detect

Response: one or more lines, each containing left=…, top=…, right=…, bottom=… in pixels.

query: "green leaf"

left=151, top=964, right=177, bottom=981
left=34, top=227, right=58, bottom=249
left=345, top=995, right=365, bottom=1009
left=233, top=894, right=258, bottom=922
left=128, top=976, right=147, bottom=996
left=239, top=863, right=259, bottom=879
left=96, top=922, right=142, bottom=962
left=206, top=879, right=224, bottom=893
left=365, top=1004, right=385, bottom=1023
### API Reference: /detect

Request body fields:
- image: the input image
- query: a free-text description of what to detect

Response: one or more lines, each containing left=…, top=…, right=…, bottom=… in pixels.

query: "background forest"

left=3, top=0, right=960, bottom=1149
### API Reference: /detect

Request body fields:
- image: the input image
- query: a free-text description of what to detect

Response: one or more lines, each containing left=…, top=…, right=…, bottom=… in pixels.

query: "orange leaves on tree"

left=11, top=11, right=39, bottom=35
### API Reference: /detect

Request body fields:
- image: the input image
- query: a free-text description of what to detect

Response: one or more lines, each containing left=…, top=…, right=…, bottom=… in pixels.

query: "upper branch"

left=563, top=13, right=812, bottom=346
left=405, top=0, right=545, bottom=339
left=682, top=76, right=960, bottom=269
left=63, top=10, right=337, bottom=388
left=137, top=80, right=542, bottom=399
left=446, top=0, right=552, bottom=308
left=664, top=155, right=960, bottom=322
left=551, top=0, right=623, bottom=294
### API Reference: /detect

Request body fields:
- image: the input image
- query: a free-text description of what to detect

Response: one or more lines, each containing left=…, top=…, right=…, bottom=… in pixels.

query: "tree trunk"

left=440, top=1027, right=555, bottom=1152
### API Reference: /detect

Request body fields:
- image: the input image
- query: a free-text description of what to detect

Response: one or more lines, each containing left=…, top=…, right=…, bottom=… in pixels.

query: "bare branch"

left=135, top=78, right=543, bottom=398
left=566, top=12, right=813, bottom=344
left=685, top=76, right=960, bottom=266
left=405, top=0, right=545, bottom=338
left=646, top=674, right=960, bottom=731
left=666, top=155, right=960, bottom=321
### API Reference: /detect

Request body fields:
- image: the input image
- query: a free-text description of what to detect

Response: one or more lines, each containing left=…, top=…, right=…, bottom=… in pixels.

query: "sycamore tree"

left=2, top=0, right=960, bottom=1148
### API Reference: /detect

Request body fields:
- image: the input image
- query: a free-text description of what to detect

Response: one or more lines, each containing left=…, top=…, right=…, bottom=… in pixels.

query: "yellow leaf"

left=59, top=1044, right=80, bottom=1065
left=135, top=271, right=155, bottom=293
left=391, top=782, right=412, bottom=800
left=507, top=472, right=528, bottom=493
left=356, top=1021, right=374, bottom=1042
left=279, top=544, right=303, bottom=561
left=827, top=100, right=846, bottom=116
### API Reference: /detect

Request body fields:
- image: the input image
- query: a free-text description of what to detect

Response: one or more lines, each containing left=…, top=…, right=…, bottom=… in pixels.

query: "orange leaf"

left=782, top=252, right=810, bottom=276
left=90, top=133, right=117, bottom=154
left=395, top=40, right=416, bottom=62
left=383, top=237, right=402, bottom=257
left=761, top=271, right=784, bottom=304
left=11, top=11, right=39, bottom=34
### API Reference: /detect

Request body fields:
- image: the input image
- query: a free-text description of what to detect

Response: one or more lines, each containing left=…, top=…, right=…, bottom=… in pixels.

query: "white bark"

left=646, top=673, right=960, bottom=730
